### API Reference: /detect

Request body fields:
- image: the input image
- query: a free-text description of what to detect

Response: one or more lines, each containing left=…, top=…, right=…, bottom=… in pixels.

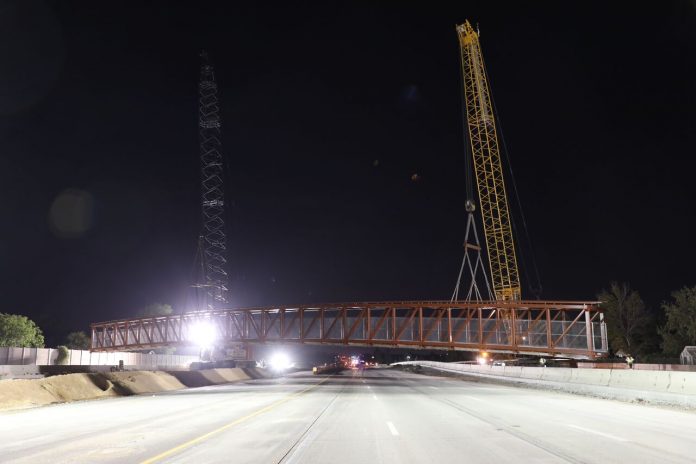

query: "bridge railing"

left=91, top=300, right=607, bottom=359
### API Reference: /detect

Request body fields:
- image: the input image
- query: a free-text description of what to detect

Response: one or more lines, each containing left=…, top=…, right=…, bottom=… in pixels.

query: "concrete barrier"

left=666, top=371, right=696, bottom=395
left=578, top=362, right=696, bottom=371
left=540, top=367, right=572, bottom=383
left=569, top=367, right=610, bottom=386
left=394, top=360, right=696, bottom=407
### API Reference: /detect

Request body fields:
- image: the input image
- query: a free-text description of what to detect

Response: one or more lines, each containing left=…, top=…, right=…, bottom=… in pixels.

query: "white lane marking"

left=463, top=395, right=485, bottom=402
left=428, top=386, right=438, bottom=390
left=566, top=424, right=628, bottom=442
left=372, top=394, right=378, bottom=400
left=386, top=421, right=400, bottom=436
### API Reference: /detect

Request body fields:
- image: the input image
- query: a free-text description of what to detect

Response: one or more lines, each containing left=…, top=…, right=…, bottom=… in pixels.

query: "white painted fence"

left=0, top=346, right=198, bottom=367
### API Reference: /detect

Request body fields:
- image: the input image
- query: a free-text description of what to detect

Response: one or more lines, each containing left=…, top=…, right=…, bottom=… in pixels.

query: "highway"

left=1, top=367, right=696, bottom=463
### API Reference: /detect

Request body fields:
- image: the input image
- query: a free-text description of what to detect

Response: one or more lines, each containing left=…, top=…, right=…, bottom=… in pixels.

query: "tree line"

left=598, top=282, right=696, bottom=360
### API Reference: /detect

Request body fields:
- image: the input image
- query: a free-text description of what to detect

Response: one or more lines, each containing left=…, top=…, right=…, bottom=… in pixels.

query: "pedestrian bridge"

left=91, top=300, right=607, bottom=359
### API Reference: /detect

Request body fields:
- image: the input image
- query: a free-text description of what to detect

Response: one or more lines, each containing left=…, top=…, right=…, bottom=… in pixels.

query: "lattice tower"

left=198, top=51, right=228, bottom=307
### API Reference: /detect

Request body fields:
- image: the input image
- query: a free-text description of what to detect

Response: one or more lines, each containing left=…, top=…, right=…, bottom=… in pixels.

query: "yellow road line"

left=140, top=376, right=331, bottom=464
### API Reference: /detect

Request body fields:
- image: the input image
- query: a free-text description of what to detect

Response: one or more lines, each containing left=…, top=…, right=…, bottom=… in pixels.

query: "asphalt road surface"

left=1, top=367, right=696, bottom=463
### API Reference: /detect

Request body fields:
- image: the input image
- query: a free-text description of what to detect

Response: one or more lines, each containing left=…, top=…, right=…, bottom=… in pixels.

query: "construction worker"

left=626, top=355, right=635, bottom=369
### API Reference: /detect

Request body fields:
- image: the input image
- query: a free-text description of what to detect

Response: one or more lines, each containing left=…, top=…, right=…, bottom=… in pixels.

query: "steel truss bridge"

left=91, top=300, right=608, bottom=359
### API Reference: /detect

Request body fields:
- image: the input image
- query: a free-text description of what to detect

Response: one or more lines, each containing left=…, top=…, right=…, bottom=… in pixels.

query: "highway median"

left=393, top=360, right=696, bottom=409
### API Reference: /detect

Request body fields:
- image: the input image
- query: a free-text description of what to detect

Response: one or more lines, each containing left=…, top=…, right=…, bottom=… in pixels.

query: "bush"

left=64, top=331, right=90, bottom=350
left=55, top=345, right=70, bottom=365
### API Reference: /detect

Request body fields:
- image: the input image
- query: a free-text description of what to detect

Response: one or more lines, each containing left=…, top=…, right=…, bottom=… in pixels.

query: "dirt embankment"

left=0, top=368, right=270, bottom=412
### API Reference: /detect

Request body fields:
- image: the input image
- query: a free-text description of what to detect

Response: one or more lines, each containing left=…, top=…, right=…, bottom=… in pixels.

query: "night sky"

left=1, top=1, right=694, bottom=344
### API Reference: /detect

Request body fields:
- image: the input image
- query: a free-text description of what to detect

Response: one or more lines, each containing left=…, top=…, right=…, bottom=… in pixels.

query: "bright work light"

left=268, top=352, right=293, bottom=371
left=189, top=321, right=217, bottom=347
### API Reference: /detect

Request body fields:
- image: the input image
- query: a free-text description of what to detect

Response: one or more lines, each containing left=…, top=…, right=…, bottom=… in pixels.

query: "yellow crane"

left=455, top=20, right=521, bottom=301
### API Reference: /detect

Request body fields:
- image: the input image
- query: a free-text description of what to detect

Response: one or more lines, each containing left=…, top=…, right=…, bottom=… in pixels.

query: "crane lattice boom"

left=457, top=21, right=520, bottom=301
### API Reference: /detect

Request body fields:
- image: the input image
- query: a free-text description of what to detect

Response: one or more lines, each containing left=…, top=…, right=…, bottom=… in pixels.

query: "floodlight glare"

left=189, top=321, right=217, bottom=347
left=268, top=352, right=292, bottom=371
left=475, top=351, right=490, bottom=365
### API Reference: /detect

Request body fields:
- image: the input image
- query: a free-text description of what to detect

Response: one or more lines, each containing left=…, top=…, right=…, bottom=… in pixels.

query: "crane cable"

left=452, top=39, right=495, bottom=302
left=471, top=35, right=543, bottom=298
left=485, top=74, right=544, bottom=298
left=459, top=51, right=475, bottom=205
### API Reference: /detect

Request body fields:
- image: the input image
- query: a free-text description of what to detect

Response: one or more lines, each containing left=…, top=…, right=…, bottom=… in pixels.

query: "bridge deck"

left=91, top=300, right=607, bottom=359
